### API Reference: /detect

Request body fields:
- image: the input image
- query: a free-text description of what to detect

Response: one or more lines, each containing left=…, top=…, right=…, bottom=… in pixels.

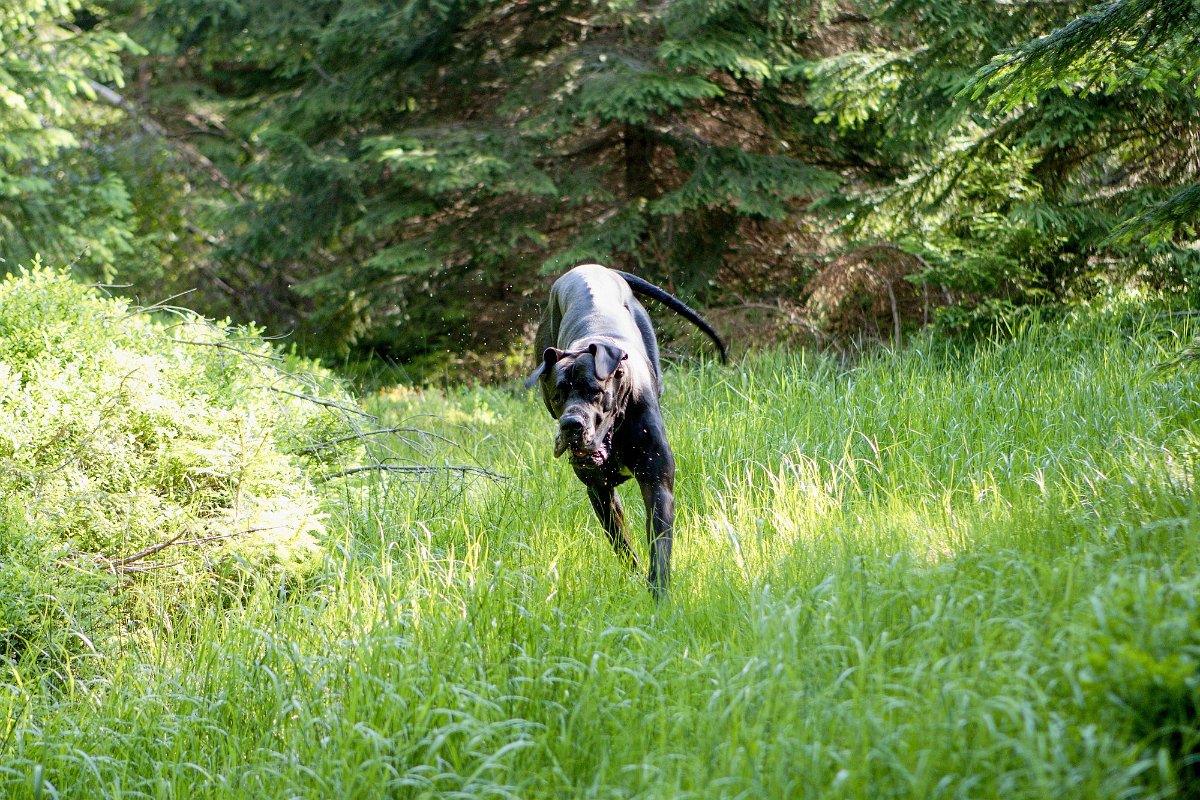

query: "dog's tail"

left=615, top=270, right=728, bottom=364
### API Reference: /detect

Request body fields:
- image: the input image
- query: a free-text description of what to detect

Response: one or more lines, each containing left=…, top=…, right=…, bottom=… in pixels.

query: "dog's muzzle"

left=555, top=411, right=617, bottom=467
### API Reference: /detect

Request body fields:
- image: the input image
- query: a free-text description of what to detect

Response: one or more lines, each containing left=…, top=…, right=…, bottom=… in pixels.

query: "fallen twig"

left=172, top=525, right=286, bottom=547
left=111, top=561, right=183, bottom=574
left=323, top=464, right=508, bottom=482
left=299, top=426, right=460, bottom=454
left=109, top=531, right=187, bottom=568
left=269, top=387, right=378, bottom=420
left=171, top=338, right=286, bottom=363
left=104, top=525, right=287, bottom=573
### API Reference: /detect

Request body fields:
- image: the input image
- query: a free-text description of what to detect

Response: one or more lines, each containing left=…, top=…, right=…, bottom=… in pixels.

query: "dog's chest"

left=571, top=456, right=634, bottom=485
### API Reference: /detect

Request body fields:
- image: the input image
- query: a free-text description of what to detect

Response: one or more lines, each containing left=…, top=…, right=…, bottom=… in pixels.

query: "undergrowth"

left=0, top=265, right=361, bottom=677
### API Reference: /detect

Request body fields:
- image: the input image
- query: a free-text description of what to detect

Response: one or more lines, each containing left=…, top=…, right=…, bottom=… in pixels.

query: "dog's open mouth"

left=569, top=446, right=606, bottom=466
left=556, top=425, right=614, bottom=467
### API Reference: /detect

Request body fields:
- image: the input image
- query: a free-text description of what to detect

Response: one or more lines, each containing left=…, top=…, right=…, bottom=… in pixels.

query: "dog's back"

left=547, top=264, right=643, bottom=348
left=537, top=264, right=659, bottom=393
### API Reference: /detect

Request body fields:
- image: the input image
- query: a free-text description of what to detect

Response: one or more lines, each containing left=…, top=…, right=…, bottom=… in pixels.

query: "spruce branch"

left=966, top=0, right=1200, bottom=109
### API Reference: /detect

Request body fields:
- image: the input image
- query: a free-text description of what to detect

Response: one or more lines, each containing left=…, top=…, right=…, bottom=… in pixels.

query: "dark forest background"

left=3, top=0, right=1198, bottom=374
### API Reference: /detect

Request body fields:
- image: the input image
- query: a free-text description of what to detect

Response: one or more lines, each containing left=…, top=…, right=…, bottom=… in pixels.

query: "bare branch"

left=268, top=387, right=378, bottom=420
left=120, top=289, right=199, bottom=320
left=108, top=531, right=187, bottom=568
left=298, top=426, right=459, bottom=454
left=323, top=464, right=508, bottom=481
left=170, top=338, right=286, bottom=363
left=104, top=525, right=288, bottom=573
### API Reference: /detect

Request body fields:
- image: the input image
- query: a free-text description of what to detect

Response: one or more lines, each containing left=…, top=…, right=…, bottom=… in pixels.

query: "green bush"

left=0, top=265, right=361, bottom=674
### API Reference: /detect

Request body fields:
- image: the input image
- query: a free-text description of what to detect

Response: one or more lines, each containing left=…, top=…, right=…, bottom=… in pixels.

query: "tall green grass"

left=3, top=305, right=1200, bottom=798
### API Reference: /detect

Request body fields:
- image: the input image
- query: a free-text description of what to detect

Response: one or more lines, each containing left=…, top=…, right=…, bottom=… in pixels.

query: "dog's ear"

left=524, top=347, right=566, bottom=388
left=589, top=342, right=628, bottom=381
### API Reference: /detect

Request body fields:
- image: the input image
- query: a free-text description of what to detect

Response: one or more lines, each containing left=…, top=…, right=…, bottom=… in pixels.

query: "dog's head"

left=525, top=341, right=630, bottom=467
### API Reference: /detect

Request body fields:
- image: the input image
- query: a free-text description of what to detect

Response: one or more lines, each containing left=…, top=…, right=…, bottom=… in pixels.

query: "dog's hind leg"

left=586, top=484, right=640, bottom=569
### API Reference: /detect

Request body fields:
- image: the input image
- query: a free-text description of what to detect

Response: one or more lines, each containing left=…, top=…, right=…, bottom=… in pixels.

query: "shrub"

left=0, top=264, right=362, bottom=674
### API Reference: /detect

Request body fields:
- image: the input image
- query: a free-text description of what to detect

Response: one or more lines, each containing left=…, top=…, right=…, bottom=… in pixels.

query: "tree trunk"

left=623, top=123, right=658, bottom=200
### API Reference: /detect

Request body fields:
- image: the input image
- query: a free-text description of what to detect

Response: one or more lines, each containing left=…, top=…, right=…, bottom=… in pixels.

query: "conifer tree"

left=806, top=0, right=1200, bottom=328
left=94, top=0, right=1200, bottom=356
left=118, top=0, right=845, bottom=357
left=971, top=0, right=1200, bottom=246
left=0, top=0, right=143, bottom=276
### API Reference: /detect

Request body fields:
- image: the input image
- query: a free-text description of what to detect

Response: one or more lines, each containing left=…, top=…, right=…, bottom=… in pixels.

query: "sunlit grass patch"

left=4, top=304, right=1200, bottom=798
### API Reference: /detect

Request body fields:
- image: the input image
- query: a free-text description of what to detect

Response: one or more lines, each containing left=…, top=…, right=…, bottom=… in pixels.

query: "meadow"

left=4, top=304, right=1200, bottom=799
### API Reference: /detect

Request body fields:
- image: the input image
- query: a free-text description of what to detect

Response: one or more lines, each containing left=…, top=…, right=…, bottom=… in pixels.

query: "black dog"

left=525, top=264, right=727, bottom=597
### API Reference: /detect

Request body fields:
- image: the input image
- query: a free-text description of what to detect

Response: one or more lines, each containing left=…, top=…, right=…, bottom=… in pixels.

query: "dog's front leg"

left=586, top=483, right=639, bottom=569
left=639, top=474, right=675, bottom=599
